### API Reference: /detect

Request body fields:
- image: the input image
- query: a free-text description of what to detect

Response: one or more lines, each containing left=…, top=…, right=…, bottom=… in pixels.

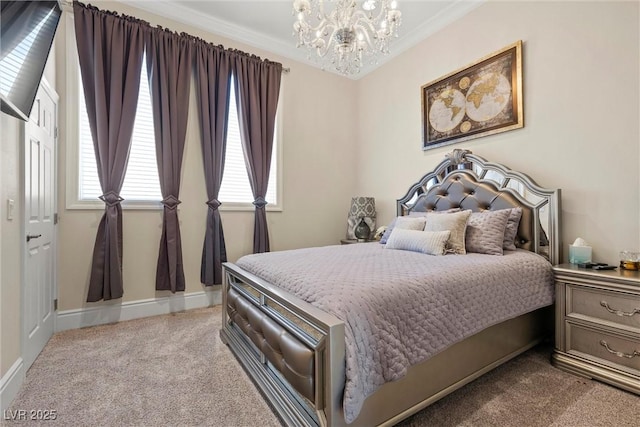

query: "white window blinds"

left=219, top=79, right=277, bottom=205
left=78, top=58, right=162, bottom=202
left=78, top=71, right=277, bottom=206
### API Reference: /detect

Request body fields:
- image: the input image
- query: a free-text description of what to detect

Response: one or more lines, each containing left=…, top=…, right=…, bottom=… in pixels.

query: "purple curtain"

left=194, top=42, right=231, bottom=285
left=231, top=54, right=282, bottom=253
left=145, top=28, right=193, bottom=292
left=74, top=2, right=145, bottom=302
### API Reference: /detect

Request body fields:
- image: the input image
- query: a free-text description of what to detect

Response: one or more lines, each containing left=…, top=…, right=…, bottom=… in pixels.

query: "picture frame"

left=421, top=40, right=523, bottom=150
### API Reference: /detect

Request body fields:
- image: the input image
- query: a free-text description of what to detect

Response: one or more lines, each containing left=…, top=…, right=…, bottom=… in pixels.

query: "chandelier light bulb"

left=291, top=0, right=402, bottom=75
left=363, top=0, right=377, bottom=11
left=293, top=0, right=310, bottom=12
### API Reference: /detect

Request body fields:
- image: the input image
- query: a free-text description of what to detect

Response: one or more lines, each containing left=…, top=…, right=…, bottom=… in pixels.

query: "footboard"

left=221, top=262, right=346, bottom=427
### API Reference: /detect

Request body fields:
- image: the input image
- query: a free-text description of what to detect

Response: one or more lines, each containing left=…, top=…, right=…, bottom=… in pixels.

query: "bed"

left=220, top=149, right=562, bottom=427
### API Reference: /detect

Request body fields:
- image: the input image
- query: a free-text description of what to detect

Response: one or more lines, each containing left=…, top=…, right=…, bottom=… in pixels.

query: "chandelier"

left=293, top=0, right=402, bottom=75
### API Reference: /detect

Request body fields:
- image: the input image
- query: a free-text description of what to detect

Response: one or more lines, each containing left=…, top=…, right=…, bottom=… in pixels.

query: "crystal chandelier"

left=293, top=0, right=402, bottom=75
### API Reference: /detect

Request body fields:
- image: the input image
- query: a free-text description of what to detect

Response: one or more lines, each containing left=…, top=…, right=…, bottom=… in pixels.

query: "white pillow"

left=396, top=216, right=426, bottom=230
left=424, top=210, right=472, bottom=254
left=379, top=216, right=427, bottom=244
left=386, top=229, right=451, bottom=256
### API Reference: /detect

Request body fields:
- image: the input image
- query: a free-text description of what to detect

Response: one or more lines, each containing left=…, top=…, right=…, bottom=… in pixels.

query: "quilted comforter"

left=236, top=243, right=554, bottom=423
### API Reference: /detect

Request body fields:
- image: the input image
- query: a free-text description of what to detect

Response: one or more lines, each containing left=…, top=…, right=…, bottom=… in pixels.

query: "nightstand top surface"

left=554, top=263, right=640, bottom=286
left=340, top=239, right=376, bottom=244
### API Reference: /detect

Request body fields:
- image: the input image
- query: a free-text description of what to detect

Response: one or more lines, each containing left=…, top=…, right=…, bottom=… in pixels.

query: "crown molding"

left=356, top=0, right=485, bottom=77
left=118, top=0, right=484, bottom=80
left=397, top=0, right=485, bottom=55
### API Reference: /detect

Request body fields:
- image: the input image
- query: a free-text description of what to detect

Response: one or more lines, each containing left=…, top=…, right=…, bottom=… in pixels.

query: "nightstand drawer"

left=567, top=284, right=640, bottom=332
left=567, top=322, right=640, bottom=374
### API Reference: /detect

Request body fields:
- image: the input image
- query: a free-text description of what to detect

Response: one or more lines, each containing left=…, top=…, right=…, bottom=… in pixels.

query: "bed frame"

left=220, top=149, right=561, bottom=427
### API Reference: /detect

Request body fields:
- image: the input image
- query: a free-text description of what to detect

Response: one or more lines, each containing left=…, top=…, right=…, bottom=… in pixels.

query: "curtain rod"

left=65, top=2, right=292, bottom=74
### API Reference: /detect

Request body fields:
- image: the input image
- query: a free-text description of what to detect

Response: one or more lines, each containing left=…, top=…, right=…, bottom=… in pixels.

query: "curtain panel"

left=75, top=1, right=284, bottom=295
left=194, top=42, right=232, bottom=285
left=231, top=53, right=282, bottom=253
left=74, top=1, right=146, bottom=302
left=145, top=28, right=193, bottom=292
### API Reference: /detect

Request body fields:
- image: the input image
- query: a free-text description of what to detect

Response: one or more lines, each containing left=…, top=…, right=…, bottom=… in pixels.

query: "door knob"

left=26, top=234, right=42, bottom=242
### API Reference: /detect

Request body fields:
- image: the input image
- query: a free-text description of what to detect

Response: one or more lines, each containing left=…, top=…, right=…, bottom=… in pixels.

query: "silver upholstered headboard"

left=396, top=149, right=562, bottom=265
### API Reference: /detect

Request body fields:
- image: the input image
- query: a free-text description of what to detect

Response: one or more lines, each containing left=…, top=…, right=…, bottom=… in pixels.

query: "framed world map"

left=421, top=41, right=523, bottom=150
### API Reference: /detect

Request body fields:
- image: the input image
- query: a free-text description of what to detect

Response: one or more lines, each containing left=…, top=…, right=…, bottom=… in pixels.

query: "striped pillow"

left=379, top=216, right=427, bottom=244
left=385, top=229, right=451, bottom=256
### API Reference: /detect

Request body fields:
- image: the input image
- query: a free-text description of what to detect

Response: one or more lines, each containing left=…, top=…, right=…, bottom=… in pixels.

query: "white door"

left=23, top=82, right=57, bottom=371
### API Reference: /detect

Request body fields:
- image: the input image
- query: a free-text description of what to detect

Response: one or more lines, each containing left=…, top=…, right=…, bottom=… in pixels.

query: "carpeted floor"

left=5, top=306, right=639, bottom=426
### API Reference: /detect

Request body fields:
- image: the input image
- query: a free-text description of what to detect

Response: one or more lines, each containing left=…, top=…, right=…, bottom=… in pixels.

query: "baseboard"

left=0, top=358, right=25, bottom=412
left=55, top=289, right=222, bottom=332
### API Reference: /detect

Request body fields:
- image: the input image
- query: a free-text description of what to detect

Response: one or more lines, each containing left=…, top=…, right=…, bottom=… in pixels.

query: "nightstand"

left=340, top=239, right=375, bottom=245
left=552, top=263, right=640, bottom=394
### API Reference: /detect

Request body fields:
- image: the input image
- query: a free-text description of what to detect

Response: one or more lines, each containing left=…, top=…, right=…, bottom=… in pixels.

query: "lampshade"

left=349, top=196, right=376, bottom=218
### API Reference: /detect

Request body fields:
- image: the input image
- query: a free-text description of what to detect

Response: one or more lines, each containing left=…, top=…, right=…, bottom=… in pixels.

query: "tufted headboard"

left=396, top=149, right=561, bottom=264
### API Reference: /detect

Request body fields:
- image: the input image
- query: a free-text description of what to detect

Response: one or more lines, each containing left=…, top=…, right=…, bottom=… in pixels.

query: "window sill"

left=220, top=203, right=283, bottom=212
left=66, top=200, right=163, bottom=210
left=66, top=200, right=283, bottom=212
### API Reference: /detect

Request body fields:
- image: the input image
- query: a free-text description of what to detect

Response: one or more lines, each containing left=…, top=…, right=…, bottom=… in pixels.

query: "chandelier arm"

left=353, top=18, right=378, bottom=37
left=353, top=10, right=394, bottom=41
left=351, top=9, right=384, bottom=26
left=317, top=0, right=326, bottom=18
left=325, top=26, right=341, bottom=55
left=306, top=18, right=330, bottom=37
left=351, top=24, right=375, bottom=50
left=314, top=23, right=339, bottom=58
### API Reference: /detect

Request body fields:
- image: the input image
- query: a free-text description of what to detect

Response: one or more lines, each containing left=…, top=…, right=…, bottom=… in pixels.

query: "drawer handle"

left=599, top=340, right=640, bottom=359
left=599, top=301, right=640, bottom=317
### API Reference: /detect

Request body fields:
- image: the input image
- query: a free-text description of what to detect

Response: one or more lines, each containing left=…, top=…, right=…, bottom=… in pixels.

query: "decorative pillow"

left=466, top=209, right=512, bottom=255
left=408, top=211, right=429, bottom=218
left=424, top=210, right=472, bottom=254
left=379, top=216, right=427, bottom=244
left=503, top=207, right=523, bottom=251
left=386, top=229, right=451, bottom=256
left=409, top=207, right=460, bottom=217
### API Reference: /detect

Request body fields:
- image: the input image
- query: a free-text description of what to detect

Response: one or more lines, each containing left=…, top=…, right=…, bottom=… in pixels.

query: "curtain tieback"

left=252, top=196, right=268, bottom=209
left=161, top=195, right=182, bottom=210
left=206, top=199, right=221, bottom=210
left=99, top=191, right=124, bottom=207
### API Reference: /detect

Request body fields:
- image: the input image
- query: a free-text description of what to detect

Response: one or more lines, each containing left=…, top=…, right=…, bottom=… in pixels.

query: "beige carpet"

left=6, top=306, right=639, bottom=426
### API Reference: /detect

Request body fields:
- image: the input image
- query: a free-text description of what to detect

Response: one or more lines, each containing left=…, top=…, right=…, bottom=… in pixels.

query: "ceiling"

left=126, top=1, right=484, bottom=79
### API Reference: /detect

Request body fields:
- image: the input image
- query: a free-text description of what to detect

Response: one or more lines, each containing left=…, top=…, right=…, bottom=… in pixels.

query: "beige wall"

left=355, top=1, right=640, bottom=264
left=0, top=114, right=23, bottom=377
left=55, top=2, right=358, bottom=311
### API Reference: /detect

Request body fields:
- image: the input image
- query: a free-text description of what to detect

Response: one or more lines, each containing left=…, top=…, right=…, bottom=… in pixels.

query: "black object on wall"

left=1, top=1, right=61, bottom=121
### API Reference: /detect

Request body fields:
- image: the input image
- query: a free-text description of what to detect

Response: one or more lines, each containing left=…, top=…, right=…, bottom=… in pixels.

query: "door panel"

left=23, top=83, right=57, bottom=371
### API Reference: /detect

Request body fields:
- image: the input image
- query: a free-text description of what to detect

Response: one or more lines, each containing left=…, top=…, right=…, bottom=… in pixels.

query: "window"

left=72, top=54, right=281, bottom=210
left=219, top=79, right=278, bottom=206
left=78, top=55, right=162, bottom=202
